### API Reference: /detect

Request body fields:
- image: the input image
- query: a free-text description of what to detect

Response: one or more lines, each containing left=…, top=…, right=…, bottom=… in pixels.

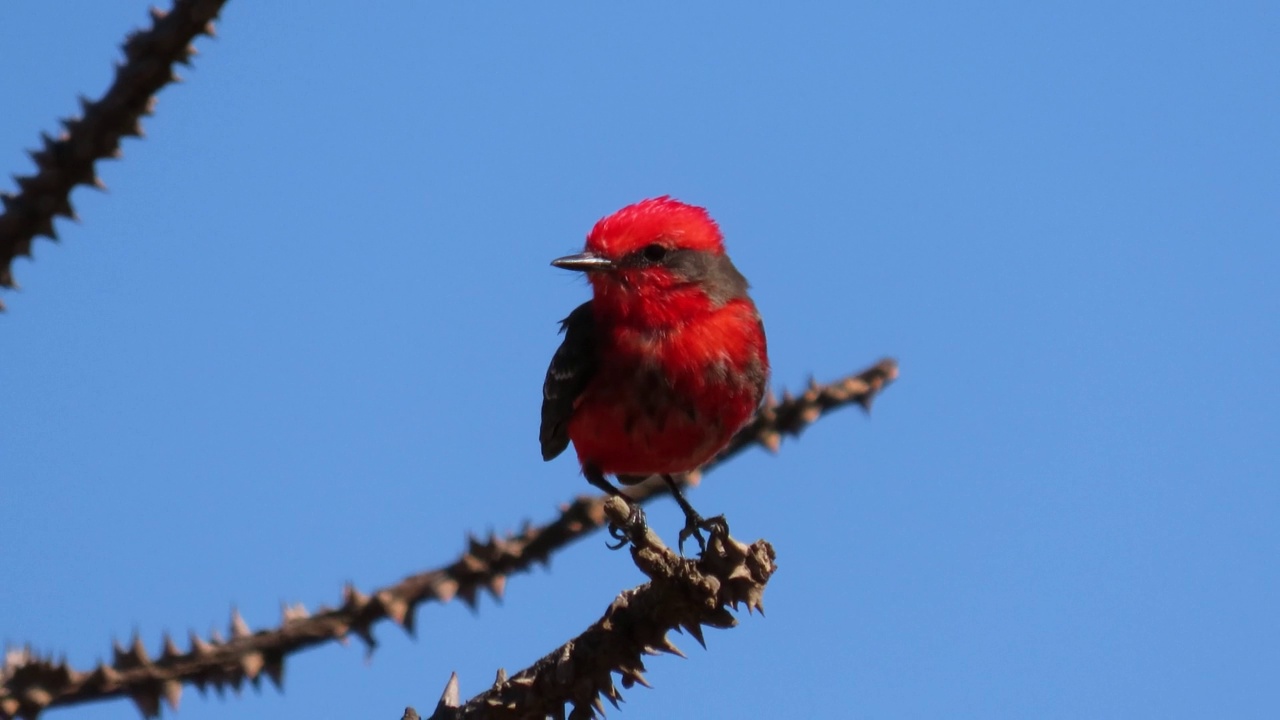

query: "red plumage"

left=541, top=197, right=769, bottom=549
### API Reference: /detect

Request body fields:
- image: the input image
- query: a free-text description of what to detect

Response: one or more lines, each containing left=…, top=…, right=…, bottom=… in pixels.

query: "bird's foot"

left=677, top=513, right=729, bottom=556
left=605, top=502, right=647, bottom=550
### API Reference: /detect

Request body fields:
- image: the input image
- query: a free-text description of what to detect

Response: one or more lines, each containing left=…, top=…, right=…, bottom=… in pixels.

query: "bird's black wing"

left=540, top=301, right=597, bottom=461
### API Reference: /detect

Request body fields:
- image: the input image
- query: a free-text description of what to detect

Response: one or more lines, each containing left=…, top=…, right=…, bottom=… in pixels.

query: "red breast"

left=568, top=297, right=767, bottom=475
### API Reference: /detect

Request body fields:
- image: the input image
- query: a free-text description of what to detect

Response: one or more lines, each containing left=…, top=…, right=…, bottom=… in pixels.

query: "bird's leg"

left=662, top=473, right=728, bottom=555
left=584, top=464, right=646, bottom=549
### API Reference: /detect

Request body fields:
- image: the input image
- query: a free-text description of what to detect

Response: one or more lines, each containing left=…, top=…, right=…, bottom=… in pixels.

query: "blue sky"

left=2, top=1, right=1277, bottom=718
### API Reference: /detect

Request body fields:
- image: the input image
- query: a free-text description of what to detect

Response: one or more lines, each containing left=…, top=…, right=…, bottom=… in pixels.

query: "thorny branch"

left=1, top=359, right=896, bottom=720
left=0, top=1, right=891, bottom=717
left=0, top=0, right=227, bottom=310
left=408, top=497, right=777, bottom=720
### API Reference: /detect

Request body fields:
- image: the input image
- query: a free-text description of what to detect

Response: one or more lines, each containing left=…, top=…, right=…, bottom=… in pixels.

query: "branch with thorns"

left=408, top=496, right=776, bottom=720
left=1, top=360, right=896, bottom=720
left=0, top=0, right=227, bottom=309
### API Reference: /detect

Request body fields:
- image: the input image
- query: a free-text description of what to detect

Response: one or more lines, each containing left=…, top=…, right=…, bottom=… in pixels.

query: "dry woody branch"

left=0, top=0, right=228, bottom=309
left=410, top=497, right=777, bottom=720
left=1, top=359, right=896, bottom=720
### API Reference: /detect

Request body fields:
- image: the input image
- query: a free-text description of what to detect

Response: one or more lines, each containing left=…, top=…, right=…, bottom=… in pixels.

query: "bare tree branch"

left=413, top=497, right=777, bottom=720
left=0, top=0, right=226, bottom=309
left=1, top=360, right=896, bottom=720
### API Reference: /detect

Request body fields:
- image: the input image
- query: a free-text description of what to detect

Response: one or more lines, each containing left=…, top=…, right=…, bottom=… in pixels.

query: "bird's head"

left=552, top=197, right=749, bottom=327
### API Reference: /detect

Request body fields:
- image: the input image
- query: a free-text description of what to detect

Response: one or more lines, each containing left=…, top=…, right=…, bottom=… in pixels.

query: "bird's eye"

left=642, top=244, right=667, bottom=262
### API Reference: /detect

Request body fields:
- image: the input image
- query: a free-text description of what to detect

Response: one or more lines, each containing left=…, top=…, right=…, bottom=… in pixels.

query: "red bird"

left=541, top=197, right=769, bottom=550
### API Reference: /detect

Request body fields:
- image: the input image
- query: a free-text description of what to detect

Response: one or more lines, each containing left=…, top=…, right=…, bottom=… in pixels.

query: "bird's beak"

left=551, top=252, right=614, bottom=272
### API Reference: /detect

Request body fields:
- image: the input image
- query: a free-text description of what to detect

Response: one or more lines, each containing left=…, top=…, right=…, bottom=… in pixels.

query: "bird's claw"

left=605, top=502, right=647, bottom=550
left=677, top=513, right=729, bottom=556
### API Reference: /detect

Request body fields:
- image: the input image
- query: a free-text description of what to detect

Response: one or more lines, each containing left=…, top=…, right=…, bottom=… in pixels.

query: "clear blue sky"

left=3, top=2, right=1277, bottom=718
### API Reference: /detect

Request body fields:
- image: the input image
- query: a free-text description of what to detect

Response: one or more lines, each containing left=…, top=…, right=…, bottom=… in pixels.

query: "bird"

left=540, top=197, right=769, bottom=552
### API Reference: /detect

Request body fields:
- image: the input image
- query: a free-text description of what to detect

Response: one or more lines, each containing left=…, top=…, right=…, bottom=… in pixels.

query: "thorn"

left=341, top=583, right=369, bottom=612
left=230, top=607, right=251, bottom=639
left=90, top=662, right=123, bottom=691
left=129, top=688, right=161, bottom=719
left=622, top=666, right=651, bottom=689
left=401, top=601, right=419, bottom=637
left=189, top=631, right=213, bottom=656
left=264, top=653, right=285, bottom=690
left=33, top=216, right=57, bottom=241
left=51, top=656, right=78, bottom=686
left=646, top=633, right=686, bottom=659
left=26, top=147, right=51, bottom=170
left=433, top=578, right=459, bottom=603
left=459, top=551, right=486, bottom=574
left=679, top=621, right=707, bottom=649
left=493, top=667, right=507, bottom=687
left=240, top=651, right=264, bottom=679
left=161, top=633, right=181, bottom=660
left=759, top=431, right=781, bottom=453
left=18, top=687, right=52, bottom=717
left=129, top=632, right=151, bottom=667
left=353, top=624, right=378, bottom=657
left=377, top=591, right=410, bottom=628
left=465, top=531, right=487, bottom=558
left=161, top=679, right=182, bottom=711
left=458, top=583, right=479, bottom=611
left=435, top=672, right=460, bottom=710
left=602, top=680, right=622, bottom=708
left=702, top=607, right=737, bottom=629
left=68, top=164, right=100, bottom=189
left=54, top=197, right=79, bottom=222
left=486, top=574, right=506, bottom=602
left=281, top=601, right=310, bottom=623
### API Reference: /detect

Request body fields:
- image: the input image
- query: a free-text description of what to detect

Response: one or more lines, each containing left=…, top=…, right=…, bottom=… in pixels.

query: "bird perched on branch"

left=541, top=197, right=769, bottom=551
